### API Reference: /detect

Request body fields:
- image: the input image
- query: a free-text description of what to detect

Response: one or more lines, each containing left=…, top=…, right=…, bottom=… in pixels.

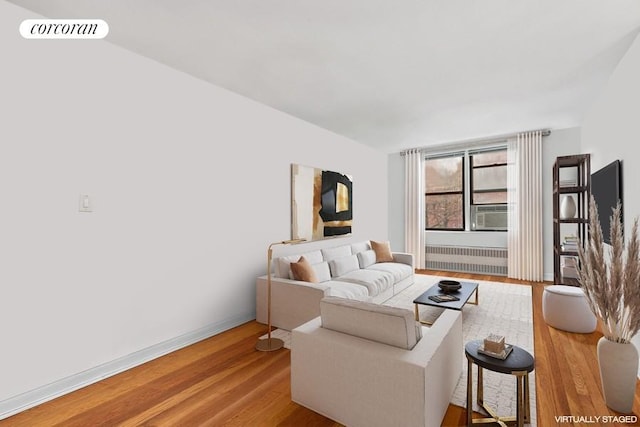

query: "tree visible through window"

left=424, top=155, right=464, bottom=230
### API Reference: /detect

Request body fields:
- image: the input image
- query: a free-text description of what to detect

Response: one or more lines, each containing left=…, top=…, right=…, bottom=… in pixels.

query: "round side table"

left=465, top=339, right=535, bottom=427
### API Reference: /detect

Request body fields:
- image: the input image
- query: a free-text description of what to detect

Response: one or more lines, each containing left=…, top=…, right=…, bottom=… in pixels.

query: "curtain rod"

left=400, top=128, right=551, bottom=156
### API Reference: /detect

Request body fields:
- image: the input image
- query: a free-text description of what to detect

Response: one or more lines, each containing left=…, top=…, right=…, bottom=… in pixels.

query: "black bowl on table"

left=438, top=280, right=461, bottom=293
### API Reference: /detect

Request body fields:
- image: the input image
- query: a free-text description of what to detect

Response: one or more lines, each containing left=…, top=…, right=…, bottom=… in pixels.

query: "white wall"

left=387, top=153, right=405, bottom=252
left=581, top=32, right=640, bottom=372
left=0, top=1, right=388, bottom=413
left=388, top=127, right=581, bottom=277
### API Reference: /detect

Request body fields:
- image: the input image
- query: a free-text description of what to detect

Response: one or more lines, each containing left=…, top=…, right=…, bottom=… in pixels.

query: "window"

left=425, top=147, right=508, bottom=231
left=470, top=150, right=507, bottom=204
left=424, top=154, right=464, bottom=230
left=470, top=149, right=507, bottom=231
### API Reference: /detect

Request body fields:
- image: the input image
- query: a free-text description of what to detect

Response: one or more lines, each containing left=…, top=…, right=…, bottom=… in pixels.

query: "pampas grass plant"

left=577, top=195, right=640, bottom=344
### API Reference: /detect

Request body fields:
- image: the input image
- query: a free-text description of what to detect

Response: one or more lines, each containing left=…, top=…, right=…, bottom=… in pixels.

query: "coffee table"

left=413, top=280, right=478, bottom=325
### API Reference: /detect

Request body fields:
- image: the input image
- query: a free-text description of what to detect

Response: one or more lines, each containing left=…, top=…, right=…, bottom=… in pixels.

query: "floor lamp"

left=256, top=238, right=306, bottom=352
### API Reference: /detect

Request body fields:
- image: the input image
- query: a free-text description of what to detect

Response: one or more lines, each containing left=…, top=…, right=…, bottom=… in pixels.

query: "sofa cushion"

left=325, top=281, right=370, bottom=301
left=357, top=249, right=377, bottom=269
left=290, top=256, right=318, bottom=283
left=320, top=297, right=422, bottom=350
left=350, top=241, right=371, bottom=255
left=371, top=240, right=394, bottom=262
left=367, top=262, right=413, bottom=282
left=329, top=254, right=360, bottom=277
left=312, top=261, right=332, bottom=283
left=277, top=250, right=323, bottom=279
left=338, top=269, right=394, bottom=297
left=321, top=245, right=352, bottom=262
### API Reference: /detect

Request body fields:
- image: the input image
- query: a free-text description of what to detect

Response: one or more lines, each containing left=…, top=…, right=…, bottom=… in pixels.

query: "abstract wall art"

left=291, top=164, right=353, bottom=241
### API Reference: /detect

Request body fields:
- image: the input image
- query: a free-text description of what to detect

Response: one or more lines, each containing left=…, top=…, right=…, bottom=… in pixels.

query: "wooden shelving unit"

left=552, top=154, right=590, bottom=286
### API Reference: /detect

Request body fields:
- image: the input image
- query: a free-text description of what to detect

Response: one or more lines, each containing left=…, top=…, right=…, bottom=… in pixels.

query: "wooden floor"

left=3, top=271, right=640, bottom=426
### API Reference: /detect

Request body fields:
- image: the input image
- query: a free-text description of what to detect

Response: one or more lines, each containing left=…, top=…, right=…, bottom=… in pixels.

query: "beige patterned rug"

left=265, top=274, right=536, bottom=426
left=384, top=274, right=536, bottom=426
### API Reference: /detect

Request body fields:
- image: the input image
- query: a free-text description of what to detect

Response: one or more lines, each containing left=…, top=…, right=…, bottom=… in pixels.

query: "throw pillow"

left=371, top=240, right=394, bottom=263
left=290, top=256, right=319, bottom=283
left=357, top=249, right=377, bottom=269
left=277, top=250, right=323, bottom=279
left=312, top=261, right=332, bottom=283
left=350, top=241, right=371, bottom=255
left=329, top=254, right=360, bottom=277
left=321, top=245, right=352, bottom=262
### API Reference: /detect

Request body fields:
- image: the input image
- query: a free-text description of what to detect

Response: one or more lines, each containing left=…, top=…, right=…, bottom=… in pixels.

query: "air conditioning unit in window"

left=473, top=205, right=508, bottom=230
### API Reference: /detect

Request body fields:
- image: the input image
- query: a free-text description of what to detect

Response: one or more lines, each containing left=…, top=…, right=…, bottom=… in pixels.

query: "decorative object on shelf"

left=438, top=279, right=461, bottom=293
left=291, top=163, right=353, bottom=241
left=577, top=196, right=640, bottom=413
left=256, top=238, right=306, bottom=352
left=561, top=235, right=579, bottom=251
left=561, top=255, right=579, bottom=279
left=560, top=194, right=577, bottom=219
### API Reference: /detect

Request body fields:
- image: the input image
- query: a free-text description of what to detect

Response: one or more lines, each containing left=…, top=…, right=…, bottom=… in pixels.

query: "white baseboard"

left=0, top=312, right=255, bottom=421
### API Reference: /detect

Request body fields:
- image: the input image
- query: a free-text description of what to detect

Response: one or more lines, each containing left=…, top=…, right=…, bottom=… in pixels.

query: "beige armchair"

left=291, top=297, right=463, bottom=427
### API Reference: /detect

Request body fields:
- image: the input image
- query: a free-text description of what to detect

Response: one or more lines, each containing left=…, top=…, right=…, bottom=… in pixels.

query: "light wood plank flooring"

left=3, top=270, right=640, bottom=426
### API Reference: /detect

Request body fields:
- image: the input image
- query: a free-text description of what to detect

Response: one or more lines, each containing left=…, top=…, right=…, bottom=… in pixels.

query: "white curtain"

left=507, top=131, right=543, bottom=281
left=405, top=149, right=426, bottom=269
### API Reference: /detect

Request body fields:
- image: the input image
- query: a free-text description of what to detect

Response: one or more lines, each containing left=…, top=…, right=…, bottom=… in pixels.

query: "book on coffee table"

left=428, top=294, right=460, bottom=303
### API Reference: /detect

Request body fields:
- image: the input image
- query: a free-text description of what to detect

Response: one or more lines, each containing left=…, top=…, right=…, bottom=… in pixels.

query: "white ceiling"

left=8, top=0, right=640, bottom=153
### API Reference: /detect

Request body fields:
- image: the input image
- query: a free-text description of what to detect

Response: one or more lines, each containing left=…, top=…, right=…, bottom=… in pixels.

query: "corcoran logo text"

left=20, top=19, right=109, bottom=39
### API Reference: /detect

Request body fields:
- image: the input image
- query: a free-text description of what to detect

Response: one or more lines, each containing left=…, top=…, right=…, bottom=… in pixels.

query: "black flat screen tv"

left=591, top=159, right=622, bottom=244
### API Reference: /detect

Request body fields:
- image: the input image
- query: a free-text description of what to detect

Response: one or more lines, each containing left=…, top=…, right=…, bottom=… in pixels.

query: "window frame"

left=469, top=149, right=508, bottom=206
left=424, top=154, right=465, bottom=231
left=424, top=145, right=508, bottom=232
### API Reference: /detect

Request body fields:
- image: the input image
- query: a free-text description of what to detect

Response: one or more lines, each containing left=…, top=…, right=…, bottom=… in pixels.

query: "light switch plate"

left=79, top=194, right=92, bottom=212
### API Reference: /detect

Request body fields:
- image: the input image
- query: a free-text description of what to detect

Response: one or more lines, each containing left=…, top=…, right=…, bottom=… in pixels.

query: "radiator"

left=425, top=245, right=508, bottom=276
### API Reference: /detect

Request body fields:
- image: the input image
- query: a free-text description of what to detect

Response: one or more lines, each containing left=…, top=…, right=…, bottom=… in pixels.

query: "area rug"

left=384, top=274, right=536, bottom=426
left=263, top=274, right=536, bottom=425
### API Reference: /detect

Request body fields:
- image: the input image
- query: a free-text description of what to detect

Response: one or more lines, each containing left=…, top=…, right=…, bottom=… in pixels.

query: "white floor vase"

left=597, top=337, right=639, bottom=414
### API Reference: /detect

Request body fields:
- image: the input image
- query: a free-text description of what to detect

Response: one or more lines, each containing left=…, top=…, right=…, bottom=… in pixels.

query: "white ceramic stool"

left=542, top=285, right=597, bottom=333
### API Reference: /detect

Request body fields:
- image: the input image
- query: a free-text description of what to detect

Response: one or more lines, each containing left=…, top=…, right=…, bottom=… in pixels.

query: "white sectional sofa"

left=256, top=240, right=414, bottom=331
left=291, top=297, right=463, bottom=427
